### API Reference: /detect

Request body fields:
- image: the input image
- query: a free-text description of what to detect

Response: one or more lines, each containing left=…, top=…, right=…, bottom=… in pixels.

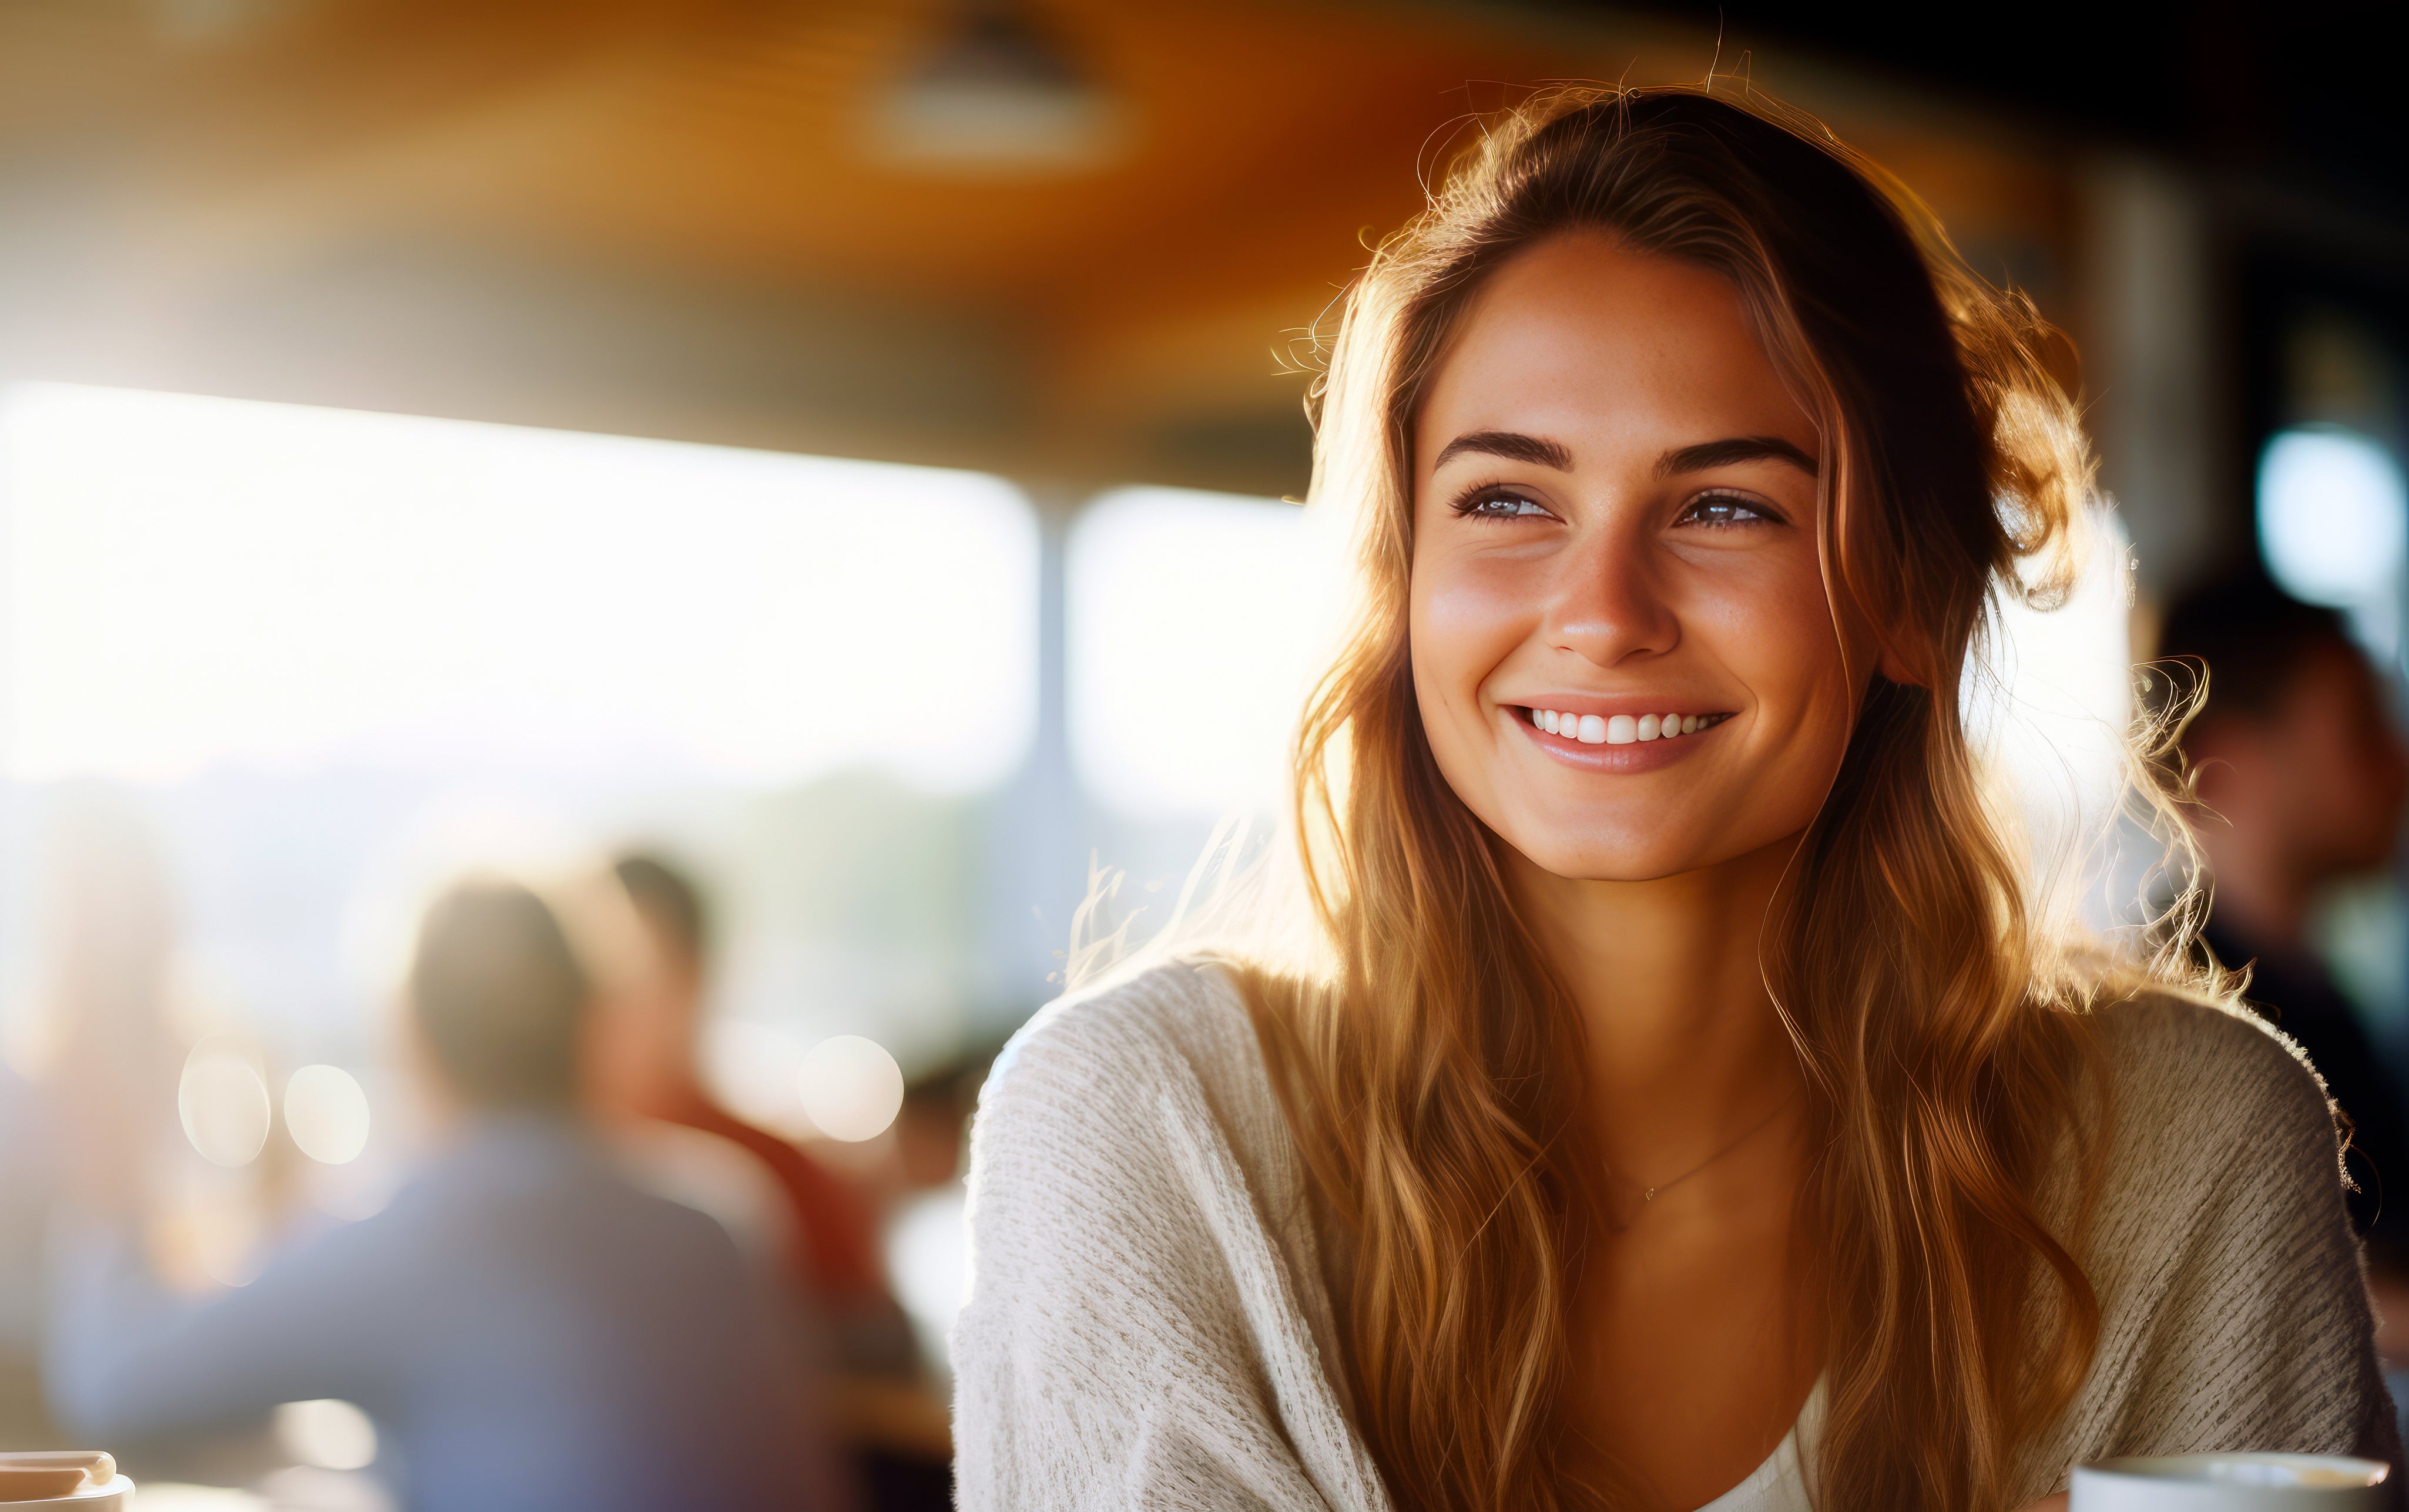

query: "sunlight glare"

left=1068, top=487, right=1332, bottom=818
left=0, top=384, right=1038, bottom=794
left=1966, top=511, right=2134, bottom=925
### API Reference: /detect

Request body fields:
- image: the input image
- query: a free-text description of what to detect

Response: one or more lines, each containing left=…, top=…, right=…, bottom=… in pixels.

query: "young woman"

left=954, top=87, right=2398, bottom=1512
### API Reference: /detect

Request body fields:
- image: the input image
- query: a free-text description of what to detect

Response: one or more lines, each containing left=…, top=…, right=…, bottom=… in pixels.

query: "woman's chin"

left=1501, top=831, right=1710, bottom=885
left=1495, top=810, right=1802, bottom=886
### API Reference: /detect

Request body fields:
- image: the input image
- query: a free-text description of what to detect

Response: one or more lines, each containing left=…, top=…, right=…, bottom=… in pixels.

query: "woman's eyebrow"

left=1655, top=436, right=1819, bottom=478
left=1431, top=430, right=1573, bottom=471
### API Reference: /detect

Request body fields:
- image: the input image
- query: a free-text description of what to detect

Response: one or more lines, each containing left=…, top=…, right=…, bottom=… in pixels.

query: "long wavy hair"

left=1214, top=85, right=2216, bottom=1512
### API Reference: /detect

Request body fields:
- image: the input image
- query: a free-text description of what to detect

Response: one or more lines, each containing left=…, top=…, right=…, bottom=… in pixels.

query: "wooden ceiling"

left=0, top=0, right=2085, bottom=498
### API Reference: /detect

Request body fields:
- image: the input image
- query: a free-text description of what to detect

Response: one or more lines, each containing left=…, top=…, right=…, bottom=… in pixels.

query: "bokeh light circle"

left=797, top=1035, right=904, bottom=1143
left=274, top=1398, right=378, bottom=1470
left=178, top=1045, right=270, bottom=1168
left=283, top=1064, right=371, bottom=1165
left=2257, top=426, right=2409, bottom=609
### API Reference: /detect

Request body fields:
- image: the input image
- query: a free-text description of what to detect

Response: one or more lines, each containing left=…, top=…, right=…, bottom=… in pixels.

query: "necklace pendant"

left=1643, top=1187, right=1658, bottom=1202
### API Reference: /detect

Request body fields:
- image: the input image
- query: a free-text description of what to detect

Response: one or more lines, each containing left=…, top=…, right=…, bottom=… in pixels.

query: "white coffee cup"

left=0, top=1450, right=129, bottom=1508
left=0, top=1477, right=131, bottom=1508
left=2072, top=1454, right=2390, bottom=1510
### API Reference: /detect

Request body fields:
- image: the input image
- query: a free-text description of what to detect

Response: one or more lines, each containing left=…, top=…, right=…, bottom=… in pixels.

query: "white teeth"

left=1528, top=707, right=1721, bottom=744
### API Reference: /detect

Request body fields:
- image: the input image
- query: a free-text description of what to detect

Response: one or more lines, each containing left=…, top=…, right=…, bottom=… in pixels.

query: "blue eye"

left=1453, top=489, right=1554, bottom=520
left=1676, top=491, right=1779, bottom=528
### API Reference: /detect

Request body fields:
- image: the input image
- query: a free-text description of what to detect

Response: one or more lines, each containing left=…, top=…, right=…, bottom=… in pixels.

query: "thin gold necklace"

left=1615, top=1086, right=1798, bottom=1205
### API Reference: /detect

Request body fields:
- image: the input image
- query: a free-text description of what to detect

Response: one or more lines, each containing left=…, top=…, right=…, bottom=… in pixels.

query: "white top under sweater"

left=1698, top=1382, right=1816, bottom=1512
left=954, top=960, right=2401, bottom=1510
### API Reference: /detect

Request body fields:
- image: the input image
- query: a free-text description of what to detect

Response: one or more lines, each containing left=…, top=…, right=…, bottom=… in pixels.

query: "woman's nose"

left=1543, top=527, right=1679, bottom=668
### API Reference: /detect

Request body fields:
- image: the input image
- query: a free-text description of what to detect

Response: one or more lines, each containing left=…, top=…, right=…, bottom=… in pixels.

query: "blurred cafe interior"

left=0, top=0, right=2402, bottom=1507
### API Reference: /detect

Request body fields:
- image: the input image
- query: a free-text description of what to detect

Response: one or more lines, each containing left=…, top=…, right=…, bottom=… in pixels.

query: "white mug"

left=0, top=1451, right=129, bottom=1508
left=2072, top=1454, right=2390, bottom=1510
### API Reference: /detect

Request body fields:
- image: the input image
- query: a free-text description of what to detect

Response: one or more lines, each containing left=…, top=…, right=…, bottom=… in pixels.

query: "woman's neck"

left=1505, top=832, right=1807, bottom=1184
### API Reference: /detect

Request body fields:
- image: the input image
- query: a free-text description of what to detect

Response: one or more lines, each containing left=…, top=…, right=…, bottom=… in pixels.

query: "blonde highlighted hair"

left=1192, top=85, right=2225, bottom=1511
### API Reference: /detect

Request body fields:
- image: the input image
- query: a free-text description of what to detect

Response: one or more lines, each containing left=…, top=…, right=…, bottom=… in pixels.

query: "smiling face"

left=1409, top=231, right=1864, bottom=882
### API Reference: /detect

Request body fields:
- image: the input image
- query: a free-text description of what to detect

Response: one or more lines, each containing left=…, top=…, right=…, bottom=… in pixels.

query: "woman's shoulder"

left=957, top=974, right=1384, bottom=1511
left=985, top=957, right=1263, bottom=1098
left=960, top=957, right=1338, bottom=1372
left=2037, top=997, right=2391, bottom=1483
left=2085, top=988, right=2346, bottom=1218
left=2093, top=990, right=2337, bottom=1133
left=973, top=957, right=1291, bottom=1180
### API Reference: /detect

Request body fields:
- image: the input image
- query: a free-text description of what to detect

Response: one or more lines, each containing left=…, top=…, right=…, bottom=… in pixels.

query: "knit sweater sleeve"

left=2031, top=996, right=2402, bottom=1498
left=952, top=963, right=1389, bottom=1512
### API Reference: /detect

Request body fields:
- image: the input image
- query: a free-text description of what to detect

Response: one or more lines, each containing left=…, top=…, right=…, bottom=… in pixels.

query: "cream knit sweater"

left=954, top=961, right=2401, bottom=1509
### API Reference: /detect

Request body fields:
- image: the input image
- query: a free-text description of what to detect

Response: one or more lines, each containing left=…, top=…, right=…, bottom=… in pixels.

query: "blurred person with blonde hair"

left=955, top=86, right=2398, bottom=1512
left=49, top=875, right=851, bottom=1511
left=0, top=792, right=180, bottom=1445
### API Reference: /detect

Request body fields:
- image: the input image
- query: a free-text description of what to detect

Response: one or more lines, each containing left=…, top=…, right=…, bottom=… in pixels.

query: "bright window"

left=0, top=384, right=1042, bottom=1078
left=2, top=383, right=1038, bottom=793
left=1066, top=487, right=1328, bottom=819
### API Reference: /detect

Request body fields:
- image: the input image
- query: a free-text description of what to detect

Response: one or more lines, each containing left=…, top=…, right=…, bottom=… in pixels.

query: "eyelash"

left=1676, top=490, right=1783, bottom=529
left=1447, top=484, right=1786, bottom=528
left=1449, top=485, right=1552, bottom=520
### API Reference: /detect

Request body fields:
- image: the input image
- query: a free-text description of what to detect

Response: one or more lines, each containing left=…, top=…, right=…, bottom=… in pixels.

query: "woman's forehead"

left=1416, top=236, right=1812, bottom=472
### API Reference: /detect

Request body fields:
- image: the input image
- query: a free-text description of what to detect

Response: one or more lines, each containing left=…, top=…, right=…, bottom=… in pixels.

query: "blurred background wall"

left=0, top=0, right=2401, bottom=1499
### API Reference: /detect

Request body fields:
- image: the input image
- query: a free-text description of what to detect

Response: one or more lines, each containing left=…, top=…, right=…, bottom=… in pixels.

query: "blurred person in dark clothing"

left=48, top=877, right=851, bottom=1512
left=595, top=855, right=910, bottom=1370
left=2162, top=576, right=2409, bottom=1255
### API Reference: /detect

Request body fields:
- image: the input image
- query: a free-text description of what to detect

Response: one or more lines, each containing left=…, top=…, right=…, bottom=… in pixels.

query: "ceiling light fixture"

left=870, top=2, right=1129, bottom=176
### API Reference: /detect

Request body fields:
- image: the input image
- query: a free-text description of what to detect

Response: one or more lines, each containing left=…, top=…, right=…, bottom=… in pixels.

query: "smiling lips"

left=1523, top=706, right=1732, bottom=745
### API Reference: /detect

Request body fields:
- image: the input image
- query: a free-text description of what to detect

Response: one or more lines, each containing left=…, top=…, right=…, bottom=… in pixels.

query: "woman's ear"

left=1830, top=566, right=1931, bottom=690
left=1876, top=641, right=1926, bottom=688
left=1851, top=612, right=1928, bottom=689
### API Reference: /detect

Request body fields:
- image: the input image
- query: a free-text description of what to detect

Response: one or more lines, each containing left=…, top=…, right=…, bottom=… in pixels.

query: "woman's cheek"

left=1759, top=638, right=1857, bottom=820
left=1699, top=546, right=1841, bottom=677
left=1411, top=559, right=1531, bottom=710
left=1690, top=566, right=1852, bottom=802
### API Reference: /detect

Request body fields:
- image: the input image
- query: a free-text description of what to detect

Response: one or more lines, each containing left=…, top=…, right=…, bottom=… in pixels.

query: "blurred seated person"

left=2161, top=577, right=2409, bottom=1261
left=47, top=878, right=850, bottom=1512
left=594, top=854, right=912, bottom=1377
